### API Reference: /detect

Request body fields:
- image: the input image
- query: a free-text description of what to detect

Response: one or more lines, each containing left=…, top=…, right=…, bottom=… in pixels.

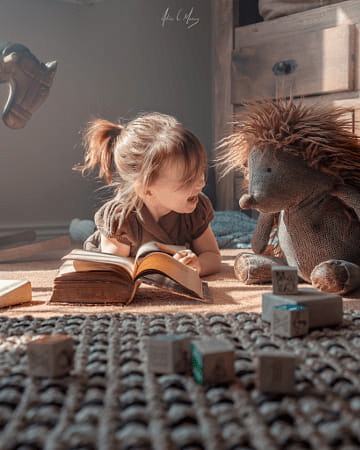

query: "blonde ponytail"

left=76, top=119, right=123, bottom=184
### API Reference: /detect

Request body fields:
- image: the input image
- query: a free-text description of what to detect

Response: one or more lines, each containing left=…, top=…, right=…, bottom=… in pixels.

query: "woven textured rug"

left=0, top=311, right=360, bottom=450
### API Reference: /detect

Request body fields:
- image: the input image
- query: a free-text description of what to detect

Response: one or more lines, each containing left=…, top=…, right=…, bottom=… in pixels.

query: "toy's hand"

left=252, top=212, right=276, bottom=254
left=173, top=249, right=201, bottom=273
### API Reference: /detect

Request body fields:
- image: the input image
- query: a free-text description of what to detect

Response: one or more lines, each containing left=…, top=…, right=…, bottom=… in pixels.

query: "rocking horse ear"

left=0, top=43, right=57, bottom=129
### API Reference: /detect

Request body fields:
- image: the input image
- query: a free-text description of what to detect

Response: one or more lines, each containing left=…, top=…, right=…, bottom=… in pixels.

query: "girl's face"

left=144, top=158, right=206, bottom=220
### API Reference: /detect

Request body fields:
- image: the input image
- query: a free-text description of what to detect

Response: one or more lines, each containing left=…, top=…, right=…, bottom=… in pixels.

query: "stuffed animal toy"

left=219, top=98, right=360, bottom=295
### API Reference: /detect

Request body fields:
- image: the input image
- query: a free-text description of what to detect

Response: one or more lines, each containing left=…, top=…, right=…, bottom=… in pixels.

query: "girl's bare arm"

left=101, top=227, right=221, bottom=277
left=191, top=225, right=221, bottom=276
left=100, top=234, right=131, bottom=256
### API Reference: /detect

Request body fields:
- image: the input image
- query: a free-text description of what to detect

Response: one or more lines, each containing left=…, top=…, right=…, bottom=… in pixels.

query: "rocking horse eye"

left=266, top=168, right=272, bottom=173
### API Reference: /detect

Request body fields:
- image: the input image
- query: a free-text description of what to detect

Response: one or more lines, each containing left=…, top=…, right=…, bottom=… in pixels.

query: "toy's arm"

left=251, top=212, right=276, bottom=254
left=332, top=185, right=360, bottom=221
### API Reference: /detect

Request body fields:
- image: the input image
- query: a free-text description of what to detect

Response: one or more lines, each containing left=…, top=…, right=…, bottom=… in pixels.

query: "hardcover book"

left=50, top=241, right=212, bottom=305
left=0, top=280, right=32, bottom=307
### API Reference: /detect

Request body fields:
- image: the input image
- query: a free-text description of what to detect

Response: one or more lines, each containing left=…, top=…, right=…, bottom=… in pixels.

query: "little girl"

left=77, top=112, right=221, bottom=276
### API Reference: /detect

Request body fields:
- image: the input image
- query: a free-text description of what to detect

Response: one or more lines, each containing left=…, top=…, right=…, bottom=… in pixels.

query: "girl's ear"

left=135, top=181, right=151, bottom=198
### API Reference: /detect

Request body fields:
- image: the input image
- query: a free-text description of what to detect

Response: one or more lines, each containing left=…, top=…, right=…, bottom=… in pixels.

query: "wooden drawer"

left=231, top=24, right=356, bottom=102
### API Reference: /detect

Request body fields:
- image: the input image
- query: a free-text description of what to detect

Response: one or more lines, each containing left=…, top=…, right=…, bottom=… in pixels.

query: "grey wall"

left=0, top=0, right=212, bottom=238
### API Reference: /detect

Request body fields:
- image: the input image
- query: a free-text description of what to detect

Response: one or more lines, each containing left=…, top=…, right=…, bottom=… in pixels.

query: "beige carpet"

left=0, top=248, right=359, bottom=318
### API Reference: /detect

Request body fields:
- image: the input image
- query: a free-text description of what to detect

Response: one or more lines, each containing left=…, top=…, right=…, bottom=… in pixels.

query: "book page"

left=62, top=249, right=135, bottom=278
left=56, top=260, right=132, bottom=284
left=71, top=260, right=134, bottom=282
left=135, top=241, right=186, bottom=263
left=135, top=252, right=203, bottom=298
left=140, top=273, right=212, bottom=303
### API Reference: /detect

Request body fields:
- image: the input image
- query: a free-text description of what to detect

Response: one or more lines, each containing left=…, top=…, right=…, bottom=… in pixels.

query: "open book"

left=49, top=241, right=212, bottom=305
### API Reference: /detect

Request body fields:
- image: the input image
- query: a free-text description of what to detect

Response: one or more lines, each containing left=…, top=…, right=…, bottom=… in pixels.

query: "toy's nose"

left=239, top=194, right=256, bottom=209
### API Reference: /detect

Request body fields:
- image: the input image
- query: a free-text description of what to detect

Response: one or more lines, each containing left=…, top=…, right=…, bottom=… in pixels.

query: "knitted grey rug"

left=0, top=311, right=360, bottom=450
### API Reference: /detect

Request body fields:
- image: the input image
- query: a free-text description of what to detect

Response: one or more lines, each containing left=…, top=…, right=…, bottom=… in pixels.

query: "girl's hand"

left=173, top=249, right=201, bottom=273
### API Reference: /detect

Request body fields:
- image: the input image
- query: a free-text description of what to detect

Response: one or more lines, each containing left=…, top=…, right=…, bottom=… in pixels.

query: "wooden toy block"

left=147, top=335, right=190, bottom=374
left=271, top=265, right=298, bottom=294
left=262, top=288, right=343, bottom=329
left=191, top=338, right=234, bottom=385
left=256, top=351, right=296, bottom=394
left=27, top=334, right=74, bottom=377
left=271, top=304, right=309, bottom=337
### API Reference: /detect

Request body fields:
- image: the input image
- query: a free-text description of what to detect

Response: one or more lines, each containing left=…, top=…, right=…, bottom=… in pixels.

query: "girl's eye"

left=266, top=168, right=272, bottom=173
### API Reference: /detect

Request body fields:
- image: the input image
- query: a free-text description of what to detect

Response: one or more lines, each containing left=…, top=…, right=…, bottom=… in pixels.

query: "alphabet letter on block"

left=27, top=334, right=74, bottom=378
left=272, top=266, right=298, bottom=294
left=147, top=335, right=190, bottom=374
left=191, top=338, right=234, bottom=385
left=256, top=351, right=296, bottom=394
left=271, top=304, right=309, bottom=337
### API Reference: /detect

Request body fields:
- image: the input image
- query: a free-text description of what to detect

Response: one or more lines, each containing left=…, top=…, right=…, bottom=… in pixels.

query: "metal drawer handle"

left=272, top=60, right=297, bottom=76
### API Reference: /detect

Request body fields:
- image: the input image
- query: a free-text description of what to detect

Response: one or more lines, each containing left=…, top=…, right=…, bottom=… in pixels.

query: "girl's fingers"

left=173, top=250, right=195, bottom=260
left=173, top=251, right=201, bottom=273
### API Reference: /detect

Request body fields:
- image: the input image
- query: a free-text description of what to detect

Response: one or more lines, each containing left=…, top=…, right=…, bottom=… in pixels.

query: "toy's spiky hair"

left=217, top=98, right=360, bottom=190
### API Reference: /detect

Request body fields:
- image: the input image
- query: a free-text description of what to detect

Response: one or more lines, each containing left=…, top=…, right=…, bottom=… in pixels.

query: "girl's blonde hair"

left=76, top=112, right=208, bottom=213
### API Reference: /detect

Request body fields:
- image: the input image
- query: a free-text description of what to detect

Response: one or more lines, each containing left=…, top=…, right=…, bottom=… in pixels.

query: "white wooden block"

left=272, top=266, right=298, bottom=294
left=256, top=351, right=296, bottom=394
left=191, top=338, right=234, bottom=385
left=262, top=288, right=343, bottom=328
left=27, top=334, right=74, bottom=377
left=271, top=304, right=309, bottom=337
left=147, top=335, right=190, bottom=374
